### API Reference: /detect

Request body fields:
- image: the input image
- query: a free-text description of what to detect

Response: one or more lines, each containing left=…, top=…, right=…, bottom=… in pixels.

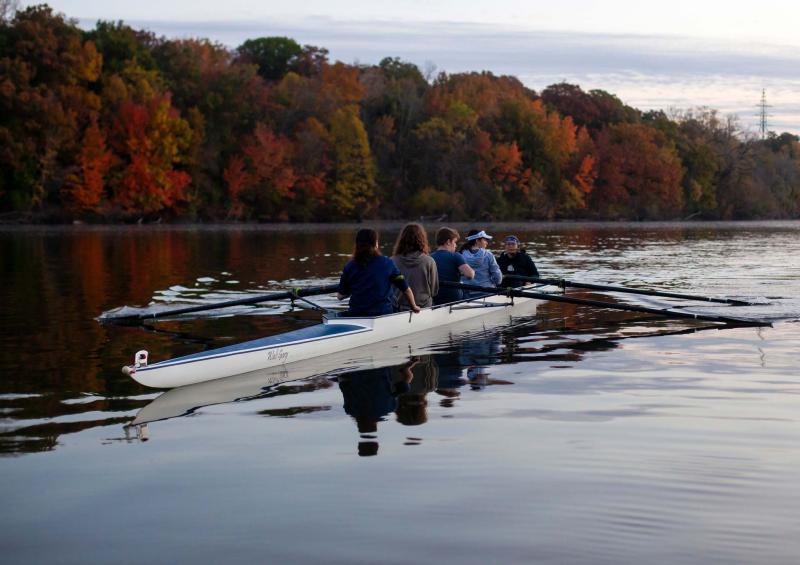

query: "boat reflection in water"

left=125, top=295, right=709, bottom=454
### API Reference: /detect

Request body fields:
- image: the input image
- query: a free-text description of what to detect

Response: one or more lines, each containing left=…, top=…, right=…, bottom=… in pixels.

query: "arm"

left=429, top=258, right=439, bottom=298
left=389, top=264, right=417, bottom=312
left=488, top=254, right=502, bottom=286
left=520, top=253, right=539, bottom=278
left=337, top=263, right=351, bottom=300
left=527, top=255, right=540, bottom=278
left=402, top=288, right=421, bottom=314
left=458, top=263, right=475, bottom=279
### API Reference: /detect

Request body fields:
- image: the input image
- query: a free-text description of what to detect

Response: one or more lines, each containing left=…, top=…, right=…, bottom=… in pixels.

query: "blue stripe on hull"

left=142, top=323, right=368, bottom=370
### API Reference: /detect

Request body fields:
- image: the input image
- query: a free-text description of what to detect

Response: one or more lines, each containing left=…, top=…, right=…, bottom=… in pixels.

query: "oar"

left=504, top=275, right=759, bottom=306
left=100, top=284, right=339, bottom=323
left=443, top=282, right=771, bottom=327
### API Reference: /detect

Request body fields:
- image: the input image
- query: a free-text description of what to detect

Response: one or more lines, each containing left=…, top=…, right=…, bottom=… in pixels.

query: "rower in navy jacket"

left=496, top=235, right=539, bottom=288
left=337, top=228, right=421, bottom=316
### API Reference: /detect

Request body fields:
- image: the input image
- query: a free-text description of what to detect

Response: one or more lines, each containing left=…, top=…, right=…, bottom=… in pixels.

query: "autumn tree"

left=222, top=154, right=249, bottom=219
left=83, top=20, right=157, bottom=74
left=542, top=83, right=639, bottom=132
left=61, top=117, right=114, bottom=213
left=0, top=5, right=101, bottom=212
left=152, top=38, right=270, bottom=213
left=110, top=94, right=193, bottom=215
left=592, top=123, right=684, bottom=219
left=328, top=108, right=376, bottom=219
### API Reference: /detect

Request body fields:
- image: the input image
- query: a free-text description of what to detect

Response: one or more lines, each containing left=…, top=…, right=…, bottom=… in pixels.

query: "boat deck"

left=145, top=323, right=370, bottom=369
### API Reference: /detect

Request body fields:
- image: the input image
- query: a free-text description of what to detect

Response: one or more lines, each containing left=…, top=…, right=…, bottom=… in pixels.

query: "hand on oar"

left=504, top=275, right=762, bottom=306
left=99, top=284, right=339, bottom=323
left=441, top=282, right=771, bottom=327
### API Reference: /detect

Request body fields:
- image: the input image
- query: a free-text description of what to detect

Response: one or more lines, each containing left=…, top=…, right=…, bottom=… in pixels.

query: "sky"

left=26, top=0, right=800, bottom=134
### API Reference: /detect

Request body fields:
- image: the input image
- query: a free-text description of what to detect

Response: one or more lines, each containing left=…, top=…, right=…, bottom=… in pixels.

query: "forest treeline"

left=1, top=5, right=799, bottom=222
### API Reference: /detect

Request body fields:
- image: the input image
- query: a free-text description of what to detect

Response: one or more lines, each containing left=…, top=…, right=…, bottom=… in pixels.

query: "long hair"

left=393, top=223, right=429, bottom=256
left=353, top=228, right=380, bottom=267
left=459, top=229, right=480, bottom=253
left=435, top=227, right=459, bottom=247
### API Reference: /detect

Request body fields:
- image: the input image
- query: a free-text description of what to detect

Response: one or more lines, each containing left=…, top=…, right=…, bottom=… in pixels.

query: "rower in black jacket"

left=497, top=235, right=539, bottom=287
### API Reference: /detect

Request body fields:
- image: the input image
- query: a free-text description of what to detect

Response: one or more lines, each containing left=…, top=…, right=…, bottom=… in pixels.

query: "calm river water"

left=1, top=222, right=799, bottom=564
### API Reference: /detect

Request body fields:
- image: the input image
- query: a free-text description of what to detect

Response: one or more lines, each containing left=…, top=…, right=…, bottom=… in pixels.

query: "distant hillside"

left=1, top=4, right=798, bottom=222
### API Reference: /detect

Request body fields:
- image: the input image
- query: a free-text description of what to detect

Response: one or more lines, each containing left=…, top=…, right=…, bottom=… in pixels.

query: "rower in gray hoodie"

left=460, top=230, right=502, bottom=292
left=391, top=223, right=440, bottom=310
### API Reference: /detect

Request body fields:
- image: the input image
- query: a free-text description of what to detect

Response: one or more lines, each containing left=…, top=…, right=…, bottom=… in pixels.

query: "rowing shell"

left=130, top=298, right=540, bottom=425
left=123, top=286, right=545, bottom=389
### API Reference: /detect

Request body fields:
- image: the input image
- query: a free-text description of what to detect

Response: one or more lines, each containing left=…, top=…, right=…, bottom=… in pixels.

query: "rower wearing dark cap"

left=497, top=235, right=539, bottom=288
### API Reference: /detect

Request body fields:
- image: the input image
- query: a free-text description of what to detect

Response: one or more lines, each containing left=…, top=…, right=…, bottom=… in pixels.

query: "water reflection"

left=2, top=223, right=799, bottom=565
left=338, top=356, right=441, bottom=455
left=1, top=222, right=798, bottom=457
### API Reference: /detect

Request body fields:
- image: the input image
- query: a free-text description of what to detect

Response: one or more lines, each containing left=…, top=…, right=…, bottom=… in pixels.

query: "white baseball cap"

left=466, top=230, right=493, bottom=241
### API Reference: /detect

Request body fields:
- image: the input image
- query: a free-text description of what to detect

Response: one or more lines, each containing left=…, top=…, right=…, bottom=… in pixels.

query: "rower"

left=337, top=228, right=421, bottom=316
left=459, top=229, right=502, bottom=296
left=391, top=223, right=439, bottom=311
left=431, top=227, right=475, bottom=305
left=497, top=235, right=539, bottom=288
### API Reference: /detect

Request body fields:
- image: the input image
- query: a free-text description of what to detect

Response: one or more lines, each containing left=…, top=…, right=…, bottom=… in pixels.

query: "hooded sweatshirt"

left=461, top=248, right=502, bottom=288
left=392, top=252, right=439, bottom=309
left=497, top=249, right=539, bottom=287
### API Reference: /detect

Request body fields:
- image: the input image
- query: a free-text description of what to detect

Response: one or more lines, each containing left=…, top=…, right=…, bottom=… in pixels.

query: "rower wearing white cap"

left=459, top=229, right=502, bottom=293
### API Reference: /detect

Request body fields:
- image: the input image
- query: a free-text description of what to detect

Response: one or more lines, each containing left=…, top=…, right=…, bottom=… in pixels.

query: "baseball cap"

left=504, top=235, right=520, bottom=244
left=466, top=230, right=493, bottom=241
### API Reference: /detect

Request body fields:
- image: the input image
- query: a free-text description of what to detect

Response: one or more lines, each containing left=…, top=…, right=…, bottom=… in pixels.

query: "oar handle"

left=442, top=282, right=771, bottom=327
left=104, top=284, right=339, bottom=322
left=504, top=275, right=758, bottom=306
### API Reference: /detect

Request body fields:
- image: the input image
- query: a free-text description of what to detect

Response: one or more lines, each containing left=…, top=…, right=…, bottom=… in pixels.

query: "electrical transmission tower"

left=756, top=89, right=772, bottom=139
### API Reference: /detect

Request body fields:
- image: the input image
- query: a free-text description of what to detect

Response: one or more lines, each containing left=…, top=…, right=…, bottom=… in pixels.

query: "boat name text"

left=267, top=348, right=289, bottom=363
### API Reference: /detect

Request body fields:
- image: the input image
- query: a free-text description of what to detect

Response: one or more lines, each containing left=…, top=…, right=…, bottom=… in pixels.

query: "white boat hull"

left=124, top=287, right=544, bottom=389
left=130, top=298, right=540, bottom=425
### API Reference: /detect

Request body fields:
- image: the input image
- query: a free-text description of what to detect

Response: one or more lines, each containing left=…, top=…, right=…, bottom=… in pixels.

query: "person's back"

left=461, top=248, right=502, bottom=287
left=431, top=249, right=465, bottom=304
left=390, top=223, right=438, bottom=311
left=338, top=228, right=420, bottom=316
left=431, top=227, right=474, bottom=305
left=392, top=251, right=438, bottom=309
left=459, top=230, right=502, bottom=290
left=340, top=255, right=404, bottom=316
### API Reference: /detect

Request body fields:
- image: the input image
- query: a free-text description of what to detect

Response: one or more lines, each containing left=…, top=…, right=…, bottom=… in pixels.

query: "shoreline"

left=2, top=218, right=800, bottom=233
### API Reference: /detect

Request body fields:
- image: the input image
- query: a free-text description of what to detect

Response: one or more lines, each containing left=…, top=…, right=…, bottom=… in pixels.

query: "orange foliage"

left=62, top=117, right=114, bottom=212
left=574, top=154, right=597, bottom=197
left=321, top=62, right=365, bottom=110
left=491, top=142, right=531, bottom=189
left=110, top=94, right=193, bottom=214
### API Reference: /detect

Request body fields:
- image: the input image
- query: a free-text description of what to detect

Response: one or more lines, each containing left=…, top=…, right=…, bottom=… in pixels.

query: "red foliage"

left=243, top=123, right=297, bottom=199
left=593, top=123, right=684, bottom=219
left=110, top=94, right=193, bottom=214
left=223, top=155, right=251, bottom=218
